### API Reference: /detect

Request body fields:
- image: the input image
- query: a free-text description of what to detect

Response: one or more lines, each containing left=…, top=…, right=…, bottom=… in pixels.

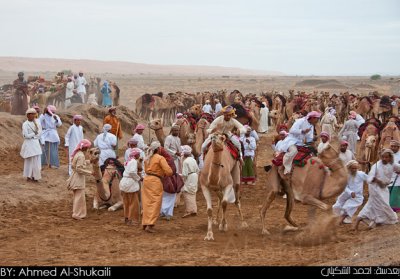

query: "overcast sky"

left=0, top=0, right=399, bottom=75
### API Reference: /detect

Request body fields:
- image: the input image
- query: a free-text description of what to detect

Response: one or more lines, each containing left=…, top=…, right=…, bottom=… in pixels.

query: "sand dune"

left=0, top=56, right=282, bottom=76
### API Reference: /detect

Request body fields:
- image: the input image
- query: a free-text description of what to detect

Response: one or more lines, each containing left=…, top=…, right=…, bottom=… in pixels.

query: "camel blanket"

left=272, top=146, right=314, bottom=167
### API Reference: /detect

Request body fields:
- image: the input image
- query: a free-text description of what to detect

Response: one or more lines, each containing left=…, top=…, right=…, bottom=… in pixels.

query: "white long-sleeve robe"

left=277, top=118, right=314, bottom=152
left=164, top=135, right=182, bottom=173
left=258, top=106, right=269, bottom=133
left=119, top=159, right=141, bottom=193
left=39, top=113, right=62, bottom=144
left=132, top=133, right=148, bottom=151
left=94, top=132, right=117, bottom=166
left=65, top=124, right=84, bottom=175
left=333, top=171, right=368, bottom=218
left=65, top=81, right=75, bottom=108
left=357, top=161, right=400, bottom=225
left=182, top=157, right=200, bottom=195
left=21, top=120, right=43, bottom=180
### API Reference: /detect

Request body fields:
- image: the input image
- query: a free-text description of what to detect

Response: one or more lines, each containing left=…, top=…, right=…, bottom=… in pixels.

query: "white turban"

left=181, top=145, right=192, bottom=156
left=103, top=124, right=112, bottom=140
left=145, top=141, right=161, bottom=162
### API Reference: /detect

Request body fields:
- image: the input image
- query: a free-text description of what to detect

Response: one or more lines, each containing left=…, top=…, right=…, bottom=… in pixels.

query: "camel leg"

left=108, top=201, right=123, bottom=211
left=234, top=183, right=248, bottom=228
left=281, top=180, right=298, bottom=228
left=202, top=185, right=214, bottom=241
left=219, top=187, right=230, bottom=232
left=260, top=168, right=280, bottom=235
left=303, top=195, right=330, bottom=211
left=213, top=198, right=220, bottom=226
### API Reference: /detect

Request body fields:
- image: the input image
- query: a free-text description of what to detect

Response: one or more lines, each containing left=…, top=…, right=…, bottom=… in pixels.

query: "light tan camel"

left=193, top=118, right=210, bottom=158
left=175, top=117, right=195, bottom=145
left=260, top=143, right=348, bottom=235
left=199, top=133, right=247, bottom=241
left=88, top=148, right=123, bottom=211
left=379, top=122, right=400, bottom=150
left=362, top=135, right=379, bottom=173
left=149, top=118, right=166, bottom=146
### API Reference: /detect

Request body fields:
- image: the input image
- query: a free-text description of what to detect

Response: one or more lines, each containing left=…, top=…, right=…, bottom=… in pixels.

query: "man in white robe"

left=202, top=105, right=246, bottom=162
left=202, top=100, right=212, bottom=114
left=333, top=160, right=368, bottom=224
left=317, top=132, right=330, bottom=154
left=39, top=105, right=62, bottom=168
left=76, top=71, right=87, bottom=103
left=258, top=102, right=269, bottom=133
left=64, top=76, right=75, bottom=109
left=214, top=99, right=222, bottom=115
left=132, top=124, right=148, bottom=152
left=21, top=108, right=42, bottom=181
left=338, top=140, right=355, bottom=165
left=65, top=115, right=84, bottom=176
left=181, top=145, right=200, bottom=217
left=354, top=149, right=400, bottom=230
left=276, top=111, right=321, bottom=175
left=94, top=124, right=117, bottom=166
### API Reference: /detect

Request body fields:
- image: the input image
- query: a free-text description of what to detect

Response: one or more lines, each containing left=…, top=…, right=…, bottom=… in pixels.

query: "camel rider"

left=276, top=111, right=321, bottom=175
left=201, top=105, right=246, bottom=162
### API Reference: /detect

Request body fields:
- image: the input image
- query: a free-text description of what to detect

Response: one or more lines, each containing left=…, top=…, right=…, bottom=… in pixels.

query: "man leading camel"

left=202, top=105, right=246, bottom=162
left=267, top=111, right=321, bottom=175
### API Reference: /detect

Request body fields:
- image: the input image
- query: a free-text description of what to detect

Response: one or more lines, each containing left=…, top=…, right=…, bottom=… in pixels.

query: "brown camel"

left=193, top=118, right=210, bottom=158
left=175, top=117, right=194, bottom=145
left=200, top=133, right=247, bottom=241
left=88, top=148, right=123, bottom=211
left=362, top=135, right=379, bottom=173
left=260, top=143, right=348, bottom=235
left=379, top=121, right=400, bottom=150
left=149, top=118, right=166, bottom=146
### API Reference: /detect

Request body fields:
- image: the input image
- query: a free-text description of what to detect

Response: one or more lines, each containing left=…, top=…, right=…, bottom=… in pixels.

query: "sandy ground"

left=1, top=132, right=400, bottom=266
left=1, top=74, right=400, bottom=266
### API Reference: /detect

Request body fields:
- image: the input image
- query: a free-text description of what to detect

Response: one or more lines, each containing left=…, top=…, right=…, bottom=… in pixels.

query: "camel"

left=149, top=118, right=166, bottom=146
left=260, top=143, right=348, bottom=235
left=379, top=121, right=400, bottom=150
left=362, top=135, right=379, bottom=173
left=110, top=82, right=120, bottom=106
left=88, top=148, right=123, bottom=211
left=152, top=95, right=184, bottom=126
left=199, top=133, right=247, bottom=241
left=193, top=118, right=210, bottom=158
left=175, top=117, right=194, bottom=145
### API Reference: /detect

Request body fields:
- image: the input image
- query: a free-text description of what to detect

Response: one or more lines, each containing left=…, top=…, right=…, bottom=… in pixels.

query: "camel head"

left=88, top=147, right=100, bottom=163
left=149, top=118, right=163, bottom=130
left=269, top=109, right=280, bottom=119
left=187, top=133, right=196, bottom=144
left=174, top=99, right=185, bottom=108
left=210, top=133, right=226, bottom=152
left=189, top=104, right=202, bottom=116
left=318, top=143, right=341, bottom=165
left=365, top=135, right=377, bottom=148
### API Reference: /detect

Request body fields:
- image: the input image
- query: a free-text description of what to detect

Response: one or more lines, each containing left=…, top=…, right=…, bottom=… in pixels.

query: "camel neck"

left=209, top=144, right=223, bottom=184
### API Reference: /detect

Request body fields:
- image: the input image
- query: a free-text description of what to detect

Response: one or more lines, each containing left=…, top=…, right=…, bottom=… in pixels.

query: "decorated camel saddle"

left=272, top=145, right=317, bottom=168
left=183, top=111, right=198, bottom=131
left=204, top=134, right=241, bottom=161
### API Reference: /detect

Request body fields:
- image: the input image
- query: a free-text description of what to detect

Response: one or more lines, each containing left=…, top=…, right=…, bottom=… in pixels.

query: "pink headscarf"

left=135, top=124, right=146, bottom=132
left=279, top=130, right=288, bottom=136
left=73, top=114, right=83, bottom=121
left=176, top=113, right=183, bottom=118
left=320, top=132, right=330, bottom=139
left=127, top=137, right=139, bottom=147
left=125, top=148, right=142, bottom=166
left=47, top=105, right=57, bottom=115
left=306, top=111, right=321, bottom=119
left=32, top=104, right=40, bottom=110
left=340, top=140, right=349, bottom=146
left=70, top=139, right=92, bottom=159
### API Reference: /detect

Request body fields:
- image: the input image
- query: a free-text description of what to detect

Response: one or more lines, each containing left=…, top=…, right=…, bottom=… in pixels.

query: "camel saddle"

left=204, top=138, right=241, bottom=161
left=183, top=112, right=198, bottom=131
left=200, top=112, right=214, bottom=123
left=272, top=145, right=315, bottom=168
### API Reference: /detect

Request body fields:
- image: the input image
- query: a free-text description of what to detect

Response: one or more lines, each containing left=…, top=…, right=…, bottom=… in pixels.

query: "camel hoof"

left=99, top=205, right=107, bottom=210
left=204, top=232, right=214, bottom=241
left=108, top=207, right=116, bottom=212
left=261, top=229, right=271, bottom=235
left=283, top=225, right=299, bottom=232
left=219, top=223, right=228, bottom=232
left=240, top=222, right=249, bottom=229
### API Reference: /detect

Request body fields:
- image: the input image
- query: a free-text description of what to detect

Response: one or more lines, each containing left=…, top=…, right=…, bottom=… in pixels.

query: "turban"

left=390, top=140, right=400, bottom=147
left=26, top=108, right=37, bottom=115
left=108, top=107, right=116, bottom=112
left=329, top=108, right=336, bottom=115
left=181, top=145, right=192, bottom=156
left=381, top=148, right=394, bottom=156
left=102, top=124, right=112, bottom=140
left=127, top=137, right=139, bottom=147
left=215, top=99, right=220, bottom=102
left=349, top=111, right=356, bottom=115
left=171, top=124, right=180, bottom=131
left=244, top=125, right=252, bottom=132
left=320, top=132, right=330, bottom=139
left=18, top=72, right=24, bottom=76
left=340, top=140, right=349, bottom=146
left=70, top=139, right=91, bottom=159
left=67, top=76, right=73, bottom=80
left=145, top=141, right=161, bottom=162
left=73, top=115, right=83, bottom=121
left=346, top=160, right=359, bottom=169
left=221, top=106, right=236, bottom=116
left=176, top=113, right=183, bottom=118
left=348, top=114, right=356, bottom=120
left=135, top=124, right=146, bottom=131
left=279, top=130, right=288, bottom=136
left=306, top=111, right=321, bottom=119
left=205, top=100, right=210, bottom=103
left=32, top=104, right=40, bottom=110
left=125, top=148, right=142, bottom=166
left=47, top=105, right=56, bottom=115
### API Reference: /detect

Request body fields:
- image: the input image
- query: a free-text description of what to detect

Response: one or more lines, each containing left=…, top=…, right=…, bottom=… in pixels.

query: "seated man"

left=266, top=111, right=321, bottom=174
left=201, top=105, right=246, bottom=162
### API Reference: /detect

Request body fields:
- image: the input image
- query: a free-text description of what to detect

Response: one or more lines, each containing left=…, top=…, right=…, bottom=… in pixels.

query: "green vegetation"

left=370, top=74, right=381, bottom=80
